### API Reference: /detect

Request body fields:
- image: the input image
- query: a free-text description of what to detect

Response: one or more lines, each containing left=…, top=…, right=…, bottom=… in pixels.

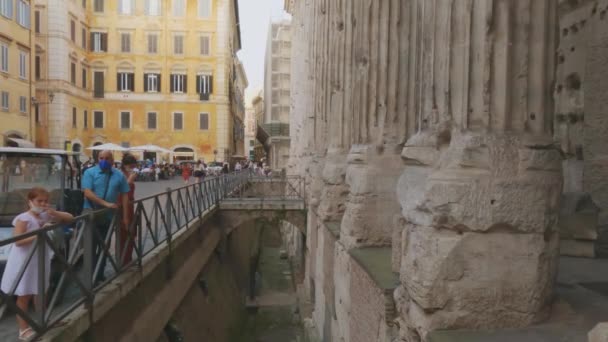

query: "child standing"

left=0, top=187, right=74, bottom=341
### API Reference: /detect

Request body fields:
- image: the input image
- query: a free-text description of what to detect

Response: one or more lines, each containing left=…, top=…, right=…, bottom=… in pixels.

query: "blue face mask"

left=99, top=159, right=112, bottom=170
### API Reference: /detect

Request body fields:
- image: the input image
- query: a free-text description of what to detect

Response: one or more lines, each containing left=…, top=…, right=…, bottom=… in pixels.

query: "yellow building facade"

left=0, top=0, right=35, bottom=147
left=35, top=0, right=242, bottom=163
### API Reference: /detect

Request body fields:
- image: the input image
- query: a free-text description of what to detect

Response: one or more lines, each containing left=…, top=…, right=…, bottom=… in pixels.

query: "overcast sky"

left=237, top=0, right=290, bottom=103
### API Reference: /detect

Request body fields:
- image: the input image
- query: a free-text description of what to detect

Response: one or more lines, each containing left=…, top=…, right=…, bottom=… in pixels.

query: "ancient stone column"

left=316, top=0, right=350, bottom=223
left=339, top=0, right=411, bottom=249
left=394, top=0, right=561, bottom=339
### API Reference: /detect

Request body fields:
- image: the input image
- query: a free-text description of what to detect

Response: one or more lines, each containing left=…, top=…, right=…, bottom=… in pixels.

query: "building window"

left=84, top=110, right=88, bottom=128
left=1, top=91, right=8, bottom=110
left=70, top=62, right=76, bottom=84
left=82, top=68, right=87, bottom=88
left=82, top=28, right=86, bottom=49
left=120, top=33, right=131, bottom=53
left=0, top=0, right=13, bottom=18
left=117, top=72, right=134, bottom=92
left=118, top=0, right=134, bottom=15
left=93, top=71, right=105, bottom=98
left=120, top=111, right=131, bottom=129
left=173, top=35, right=184, bottom=54
left=82, top=0, right=86, bottom=8
left=147, top=33, right=158, bottom=54
left=200, top=35, right=210, bottom=55
left=199, top=113, right=209, bottom=130
left=170, top=74, right=186, bottom=93
left=19, top=96, right=27, bottom=113
left=173, top=112, right=183, bottom=130
left=147, top=112, right=157, bottom=130
left=93, top=111, right=104, bottom=128
left=72, top=107, right=77, bottom=128
left=34, top=11, right=40, bottom=33
left=94, top=0, right=104, bottom=13
left=146, top=0, right=161, bottom=15
left=196, top=74, right=212, bottom=100
left=144, top=73, right=160, bottom=92
left=16, top=0, right=30, bottom=28
left=91, top=32, right=107, bottom=52
left=35, top=56, right=40, bottom=79
left=70, top=20, right=75, bottom=42
left=19, top=52, right=27, bottom=79
left=173, top=0, right=185, bottom=16
left=0, top=43, right=7, bottom=72
left=197, top=0, right=210, bottom=18
left=35, top=104, right=39, bottom=123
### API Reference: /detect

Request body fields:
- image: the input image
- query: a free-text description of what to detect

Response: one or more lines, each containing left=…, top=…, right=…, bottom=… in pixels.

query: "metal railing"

left=228, top=175, right=306, bottom=201
left=0, top=172, right=250, bottom=337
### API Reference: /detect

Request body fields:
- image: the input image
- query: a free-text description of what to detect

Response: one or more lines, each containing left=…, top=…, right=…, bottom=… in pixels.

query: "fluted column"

left=394, top=0, right=561, bottom=339
left=339, top=0, right=412, bottom=249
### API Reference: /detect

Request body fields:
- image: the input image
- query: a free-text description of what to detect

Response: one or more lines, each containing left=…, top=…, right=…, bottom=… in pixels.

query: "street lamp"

left=213, top=149, right=218, bottom=162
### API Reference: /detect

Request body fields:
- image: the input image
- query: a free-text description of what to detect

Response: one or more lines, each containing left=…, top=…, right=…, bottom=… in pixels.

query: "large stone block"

left=341, top=144, right=403, bottom=248
left=397, top=131, right=562, bottom=337
left=589, top=322, right=608, bottom=342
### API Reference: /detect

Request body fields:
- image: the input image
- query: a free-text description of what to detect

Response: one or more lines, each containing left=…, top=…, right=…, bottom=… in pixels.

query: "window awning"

left=9, top=138, right=35, bottom=148
left=173, top=152, right=194, bottom=157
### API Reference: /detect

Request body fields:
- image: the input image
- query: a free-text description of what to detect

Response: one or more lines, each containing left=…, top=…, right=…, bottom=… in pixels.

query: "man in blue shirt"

left=82, top=150, right=130, bottom=283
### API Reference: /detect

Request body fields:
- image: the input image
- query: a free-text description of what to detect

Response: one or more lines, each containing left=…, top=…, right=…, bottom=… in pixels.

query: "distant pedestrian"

left=194, top=161, right=204, bottom=183
left=235, top=161, right=242, bottom=172
left=118, top=153, right=137, bottom=265
left=222, top=163, right=230, bottom=174
left=182, top=163, right=191, bottom=184
left=1, top=187, right=73, bottom=341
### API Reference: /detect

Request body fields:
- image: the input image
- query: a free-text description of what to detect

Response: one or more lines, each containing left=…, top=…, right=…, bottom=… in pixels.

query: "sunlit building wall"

left=36, top=0, right=242, bottom=163
left=0, top=0, right=35, bottom=147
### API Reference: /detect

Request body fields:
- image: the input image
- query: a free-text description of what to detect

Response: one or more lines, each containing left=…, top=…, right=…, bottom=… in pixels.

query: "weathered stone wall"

left=581, top=0, right=608, bottom=258
left=555, top=0, right=601, bottom=258
left=161, top=222, right=262, bottom=342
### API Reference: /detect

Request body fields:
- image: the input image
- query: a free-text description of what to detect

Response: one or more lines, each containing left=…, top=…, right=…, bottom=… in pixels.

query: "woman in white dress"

left=0, top=187, right=73, bottom=340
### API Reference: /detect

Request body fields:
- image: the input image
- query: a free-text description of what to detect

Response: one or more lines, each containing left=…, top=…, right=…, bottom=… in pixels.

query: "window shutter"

left=157, top=74, right=161, bottom=92
left=196, top=75, right=200, bottom=94
left=35, top=56, right=40, bottom=79
left=101, top=33, right=107, bottom=51
left=129, top=73, right=134, bottom=91
left=90, top=33, right=94, bottom=51
left=117, top=73, right=121, bottom=90
left=94, top=71, right=104, bottom=98
left=170, top=75, right=174, bottom=93
left=183, top=75, right=187, bottom=93
left=144, top=73, right=148, bottom=92
left=209, top=75, right=213, bottom=94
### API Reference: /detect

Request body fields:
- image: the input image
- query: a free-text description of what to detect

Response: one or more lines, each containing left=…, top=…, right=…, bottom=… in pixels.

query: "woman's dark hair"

left=122, top=153, right=137, bottom=167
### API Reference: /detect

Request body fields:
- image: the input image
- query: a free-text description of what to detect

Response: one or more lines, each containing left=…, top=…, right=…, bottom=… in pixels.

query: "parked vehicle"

left=206, top=162, right=224, bottom=176
left=0, top=147, right=82, bottom=316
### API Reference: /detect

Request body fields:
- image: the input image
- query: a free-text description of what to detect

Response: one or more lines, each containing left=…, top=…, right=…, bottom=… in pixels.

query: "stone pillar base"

left=396, top=131, right=562, bottom=337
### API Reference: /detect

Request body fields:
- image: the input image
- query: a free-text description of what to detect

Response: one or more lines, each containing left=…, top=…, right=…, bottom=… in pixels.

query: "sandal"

left=18, top=327, right=35, bottom=341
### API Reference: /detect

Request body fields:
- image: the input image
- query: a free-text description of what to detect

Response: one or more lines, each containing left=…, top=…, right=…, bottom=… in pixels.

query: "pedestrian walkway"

left=0, top=177, right=189, bottom=342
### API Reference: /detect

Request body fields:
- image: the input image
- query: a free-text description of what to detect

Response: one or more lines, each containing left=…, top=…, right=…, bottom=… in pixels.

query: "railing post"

left=165, top=187, right=172, bottom=233
left=165, top=187, right=173, bottom=279
left=36, top=231, right=46, bottom=329
left=83, top=212, right=94, bottom=301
